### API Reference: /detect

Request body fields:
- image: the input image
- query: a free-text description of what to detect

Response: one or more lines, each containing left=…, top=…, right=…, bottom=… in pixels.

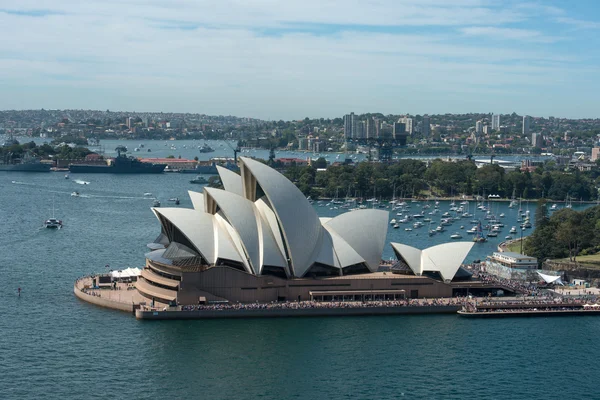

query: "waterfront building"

left=523, top=115, right=531, bottom=136
left=298, top=137, right=308, bottom=150
left=136, top=158, right=474, bottom=305
left=484, top=251, right=538, bottom=281
left=489, top=252, right=538, bottom=270
left=492, top=114, right=500, bottom=130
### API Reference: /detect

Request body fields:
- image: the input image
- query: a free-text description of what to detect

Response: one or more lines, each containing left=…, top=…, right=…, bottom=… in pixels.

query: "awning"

left=537, top=271, right=564, bottom=285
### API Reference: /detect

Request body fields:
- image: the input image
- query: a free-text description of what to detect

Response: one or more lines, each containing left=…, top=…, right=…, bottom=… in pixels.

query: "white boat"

left=505, top=235, right=513, bottom=240
left=390, top=219, right=397, bottom=225
left=44, top=217, right=62, bottom=229
left=144, top=193, right=153, bottom=197
left=509, top=226, right=517, bottom=234
left=550, top=204, right=558, bottom=210
left=393, top=223, right=400, bottom=229
left=450, top=232, right=462, bottom=239
left=71, top=191, right=80, bottom=197
left=44, top=196, right=62, bottom=229
left=152, top=199, right=161, bottom=207
left=405, top=228, right=412, bottom=231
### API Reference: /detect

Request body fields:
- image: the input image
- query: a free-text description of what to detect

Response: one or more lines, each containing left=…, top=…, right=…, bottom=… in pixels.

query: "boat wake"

left=74, top=180, right=90, bottom=185
left=11, top=180, right=35, bottom=185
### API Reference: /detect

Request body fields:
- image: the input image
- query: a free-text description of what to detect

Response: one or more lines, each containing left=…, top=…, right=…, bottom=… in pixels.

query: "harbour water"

left=1, top=158, right=599, bottom=399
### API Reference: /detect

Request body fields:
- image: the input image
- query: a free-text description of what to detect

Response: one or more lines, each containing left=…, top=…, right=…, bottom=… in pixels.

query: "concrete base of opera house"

left=74, top=275, right=463, bottom=319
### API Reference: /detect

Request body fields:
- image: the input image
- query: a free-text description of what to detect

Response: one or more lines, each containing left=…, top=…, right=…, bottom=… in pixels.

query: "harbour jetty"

left=458, top=298, right=600, bottom=318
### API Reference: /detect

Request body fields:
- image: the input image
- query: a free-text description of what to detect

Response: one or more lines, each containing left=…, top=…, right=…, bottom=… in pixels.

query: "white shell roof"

left=152, top=208, right=216, bottom=263
left=205, top=187, right=288, bottom=276
left=204, top=187, right=261, bottom=274
left=326, top=228, right=366, bottom=269
left=216, top=165, right=244, bottom=197
left=254, top=198, right=286, bottom=257
left=324, top=210, right=389, bottom=272
left=188, top=190, right=205, bottom=212
left=391, top=242, right=474, bottom=281
left=240, top=157, right=322, bottom=277
left=213, top=214, right=249, bottom=271
left=421, top=242, right=474, bottom=281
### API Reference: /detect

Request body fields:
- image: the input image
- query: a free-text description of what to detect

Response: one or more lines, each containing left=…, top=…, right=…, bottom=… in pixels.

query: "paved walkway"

left=75, top=276, right=167, bottom=308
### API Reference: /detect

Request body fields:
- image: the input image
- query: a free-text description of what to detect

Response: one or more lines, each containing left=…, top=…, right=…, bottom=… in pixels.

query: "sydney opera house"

left=136, top=157, right=474, bottom=305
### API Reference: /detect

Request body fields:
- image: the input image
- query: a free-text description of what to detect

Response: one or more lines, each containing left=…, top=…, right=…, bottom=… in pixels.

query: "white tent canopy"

left=537, top=271, right=564, bottom=285
left=110, top=267, right=142, bottom=279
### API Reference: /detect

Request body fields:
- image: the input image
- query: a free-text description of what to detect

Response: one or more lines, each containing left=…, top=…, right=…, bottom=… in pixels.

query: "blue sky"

left=0, top=0, right=599, bottom=119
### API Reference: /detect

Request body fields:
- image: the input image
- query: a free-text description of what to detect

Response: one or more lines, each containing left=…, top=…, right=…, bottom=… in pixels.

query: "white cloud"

left=555, top=16, right=600, bottom=30
left=459, top=26, right=562, bottom=43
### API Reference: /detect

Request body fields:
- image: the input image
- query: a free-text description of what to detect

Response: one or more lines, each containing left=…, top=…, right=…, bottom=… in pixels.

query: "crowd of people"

left=175, top=297, right=466, bottom=312
left=462, top=295, right=599, bottom=313
left=468, top=263, right=539, bottom=295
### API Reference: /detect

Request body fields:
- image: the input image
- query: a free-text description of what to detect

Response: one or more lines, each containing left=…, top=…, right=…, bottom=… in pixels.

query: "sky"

left=0, top=0, right=599, bottom=120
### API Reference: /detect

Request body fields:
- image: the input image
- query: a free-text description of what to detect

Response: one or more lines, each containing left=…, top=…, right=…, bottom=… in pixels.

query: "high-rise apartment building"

left=531, top=132, right=542, bottom=148
left=422, top=115, right=431, bottom=136
left=475, top=120, right=483, bottom=135
left=399, top=117, right=413, bottom=134
left=393, top=122, right=406, bottom=139
left=366, top=117, right=376, bottom=139
left=523, top=115, right=531, bottom=136
left=343, top=112, right=356, bottom=139
left=492, top=114, right=500, bottom=130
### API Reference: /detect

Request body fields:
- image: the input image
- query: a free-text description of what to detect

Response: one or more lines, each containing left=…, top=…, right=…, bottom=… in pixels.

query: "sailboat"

left=508, top=188, right=517, bottom=208
left=472, top=221, right=486, bottom=243
left=44, top=196, right=63, bottom=229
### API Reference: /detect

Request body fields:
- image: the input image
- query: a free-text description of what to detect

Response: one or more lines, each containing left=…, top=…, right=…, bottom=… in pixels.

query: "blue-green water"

left=1, top=168, right=599, bottom=400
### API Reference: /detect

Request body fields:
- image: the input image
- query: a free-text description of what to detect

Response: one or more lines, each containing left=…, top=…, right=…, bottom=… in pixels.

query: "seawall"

left=135, top=305, right=460, bottom=320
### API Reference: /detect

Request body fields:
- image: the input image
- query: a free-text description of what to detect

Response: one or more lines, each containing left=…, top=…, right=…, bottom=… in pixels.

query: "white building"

left=491, top=114, right=500, bottom=130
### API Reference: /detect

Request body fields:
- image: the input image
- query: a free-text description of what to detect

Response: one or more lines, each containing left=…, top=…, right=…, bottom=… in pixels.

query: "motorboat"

left=390, top=219, right=397, bottom=225
left=144, top=193, right=153, bottom=197
left=152, top=199, right=161, bottom=207
left=71, top=191, right=80, bottom=197
left=450, top=232, right=462, bottom=239
left=505, top=235, right=513, bottom=240
left=404, top=228, right=412, bottom=231
left=190, top=176, right=209, bottom=184
left=44, top=217, right=62, bottom=229
left=487, top=232, right=498, bottom=237
left=393, top=223, right=400, bottom=229
left=44, top=196, right=62, bottom=229
left=509, top=226, right=517, bottom=233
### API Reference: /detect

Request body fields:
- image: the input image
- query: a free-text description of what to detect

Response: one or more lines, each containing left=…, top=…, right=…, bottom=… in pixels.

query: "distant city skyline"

left=1, top=0, right=599, bottom=120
